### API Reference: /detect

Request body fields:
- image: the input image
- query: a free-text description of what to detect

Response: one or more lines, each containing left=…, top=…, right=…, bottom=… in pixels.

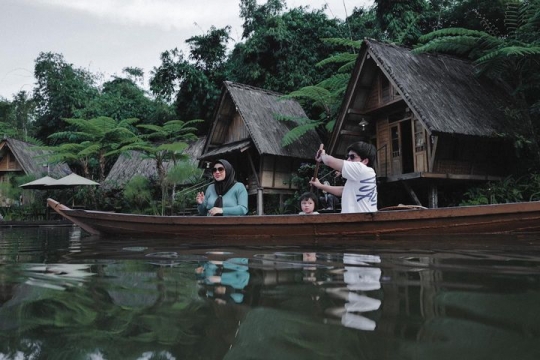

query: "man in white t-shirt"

left=309, top=141, right=377, bottom=213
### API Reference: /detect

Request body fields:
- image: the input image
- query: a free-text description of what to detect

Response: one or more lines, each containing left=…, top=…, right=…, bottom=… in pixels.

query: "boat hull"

left=47, top=198, right=540, bottom=241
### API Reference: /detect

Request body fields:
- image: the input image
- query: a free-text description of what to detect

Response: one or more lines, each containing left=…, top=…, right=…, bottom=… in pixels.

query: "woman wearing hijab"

left=196, top=159, right=248, bottom=216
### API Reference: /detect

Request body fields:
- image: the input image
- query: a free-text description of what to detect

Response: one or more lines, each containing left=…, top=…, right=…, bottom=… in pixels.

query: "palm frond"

left=274, top=114, right=312, bottom=126
left=117, top=117, right=140, bottom=127
left=413, top=36, right=485, bottom=57
left=325, top=119, right=336, bottom=133
left=78, top=144, right=100, bottom=157
left=505, top=2, right=520, bottom=36
left=476, top=45, right=540, bottom=77
left=137, top=124, right=164, bottom=133
left=62, top=117, right=103, bottom=135
left=337, top=61, right=357, bottom=74
left=316, top=53, right=358, bottom=68
left=320, top=37, right=362, bottom=48
left=476, top=45, right=540, bottom=65
left=285, top=86, right=332, bottom=104
left=88, top=116, right=117, bottom=132
left=417, top=28, right=487, bottom=44
left=281, top=122, right=322, bottom=147
left=317, top=73, right=350, bottom=93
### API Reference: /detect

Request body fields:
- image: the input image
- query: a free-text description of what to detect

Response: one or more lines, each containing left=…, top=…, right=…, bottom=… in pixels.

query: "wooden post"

left=428, top=184, right=438, bottom=208
left=246, top=152, right=264, bottom=215
left=401, top=181, right=422, bottom=206
left=257, top=187, right=264, bottom=215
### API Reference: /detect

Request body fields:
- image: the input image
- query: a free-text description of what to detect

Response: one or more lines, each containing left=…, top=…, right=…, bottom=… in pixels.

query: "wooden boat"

left=47, top=198, right=540, bottom=241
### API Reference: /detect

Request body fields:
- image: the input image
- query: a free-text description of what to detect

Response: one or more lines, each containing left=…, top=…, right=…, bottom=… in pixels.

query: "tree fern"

left=414, top=1, right=540, bottom=167
left=317, top=73, right=350, bottom=94
left=320, top=37, right=362, bottom=49
left=418, top=28, right=488, bottom=44
left=316, top=53, right=358, bottom=68
left=414, top=35, right=487, bottom=57
left=281, top=122, right=322, bottom=146
left=282, top=36, right=360, bottom=147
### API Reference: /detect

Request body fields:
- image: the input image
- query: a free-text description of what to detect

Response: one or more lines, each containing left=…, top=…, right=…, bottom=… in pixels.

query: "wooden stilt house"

left=199, top=81, right=323, bottom=214
left=328, top=40, right=515, bottom=208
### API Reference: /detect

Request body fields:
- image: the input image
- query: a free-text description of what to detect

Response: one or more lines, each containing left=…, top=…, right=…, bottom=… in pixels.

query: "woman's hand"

left=208, top=207, right=223, bottom=216
left=196, top=192, right=204, bottom=204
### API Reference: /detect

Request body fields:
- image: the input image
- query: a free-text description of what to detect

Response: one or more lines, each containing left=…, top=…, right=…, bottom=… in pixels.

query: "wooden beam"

left=247, top=152, right=264, bottom=215
left=428, top=184, right=438, bottom=208
left=347, top=108, right=369, bottom=115
left=340, top=130, right=365, bottom=137
left=429, top=135, right=438, bottom=172
left=401, top=181, right=422, bottom=206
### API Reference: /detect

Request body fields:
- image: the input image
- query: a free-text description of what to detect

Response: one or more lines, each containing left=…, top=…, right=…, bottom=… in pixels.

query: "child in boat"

left=298, top=192, right=319, bottom=215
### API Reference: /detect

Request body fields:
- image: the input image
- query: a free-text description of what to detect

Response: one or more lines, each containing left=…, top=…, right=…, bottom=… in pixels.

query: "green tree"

left=122, top=119, right=202, bottom=215
left=414, top=0, right=540, bottom=168
left=166, top=161, right=205, bottom=213
left=46, top=116, right=140, bottom=181
left=374, top=0, right=428, bottom=44
left=150, top=26, right=231, bottom=131
left=77, top=69, right=174, bottom=126
left=227, top=6, right=344, bottom=94
left=281, top=37, right=361, bottom=146
left=438, top=0, right=509, bottom=34
left=33, top=52, right=98, bottom=141
left=0, top=91, right=36, bottom=140
left=0, top=99, right=19, bottom=138
left=123, top=175, right=153, bottom=214
left=11, top=91, right=36, bottom=139
left=239, top=0, right=286, bottom=38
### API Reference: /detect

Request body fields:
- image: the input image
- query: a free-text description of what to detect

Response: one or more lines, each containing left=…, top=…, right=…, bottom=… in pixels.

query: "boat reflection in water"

left=1, top=228, right=540, bottom=359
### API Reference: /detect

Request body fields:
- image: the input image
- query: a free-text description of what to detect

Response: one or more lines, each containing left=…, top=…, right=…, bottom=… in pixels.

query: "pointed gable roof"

left=0, top=138, right=71, bottom=178
left=201, top=81, right=322, bottom=160
left=331, top=39, right=513, bottom=150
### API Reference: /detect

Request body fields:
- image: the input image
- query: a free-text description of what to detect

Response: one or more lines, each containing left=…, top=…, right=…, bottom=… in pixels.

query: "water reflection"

left=1, top=228, right=540, bottom=359
left=197, top=257, right=250, bottom=304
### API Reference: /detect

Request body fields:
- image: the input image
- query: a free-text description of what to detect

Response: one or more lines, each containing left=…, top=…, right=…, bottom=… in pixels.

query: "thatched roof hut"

left=329, top=39, right=515, bottom=208
left=104, top=137, right=206, bottom=189
left=199, top=81, right=323, bottom=214
left=201, top=81, right=321, bottom=160
left=0, top=137, right=71, bottom=180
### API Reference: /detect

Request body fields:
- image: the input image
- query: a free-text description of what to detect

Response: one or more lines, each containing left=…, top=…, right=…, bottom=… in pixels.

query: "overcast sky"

left=0, top=0, right=373, bottom=100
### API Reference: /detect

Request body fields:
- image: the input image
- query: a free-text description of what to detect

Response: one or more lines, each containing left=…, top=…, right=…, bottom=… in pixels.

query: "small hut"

left=0, top=137, right=71, bottom=205
left=0, top=138, right=71, bottom=181
left=199, top=81, right=323, bottom=214
left=329, top=39, right=515, bottom=208
left=104, top=137, right=207, bottom=189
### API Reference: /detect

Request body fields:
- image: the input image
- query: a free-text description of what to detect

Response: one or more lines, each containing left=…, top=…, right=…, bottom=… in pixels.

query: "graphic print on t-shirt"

left=356, top=176, right=377, bottom=207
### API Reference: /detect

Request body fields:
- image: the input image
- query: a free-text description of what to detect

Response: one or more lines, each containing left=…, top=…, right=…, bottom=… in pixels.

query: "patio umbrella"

left=51, top=173, right=100, bottom=187
left=47, top=173, right=100, bottom=207
left=20, top=176, right=60, bottom=190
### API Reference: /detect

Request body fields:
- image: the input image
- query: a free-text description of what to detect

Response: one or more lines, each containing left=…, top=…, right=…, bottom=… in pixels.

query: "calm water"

left=1, top=226, right=540, bottom=360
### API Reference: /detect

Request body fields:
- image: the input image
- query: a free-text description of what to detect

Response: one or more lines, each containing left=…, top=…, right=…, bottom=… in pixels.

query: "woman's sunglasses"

left=212, top=166, right=225, bottom=173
